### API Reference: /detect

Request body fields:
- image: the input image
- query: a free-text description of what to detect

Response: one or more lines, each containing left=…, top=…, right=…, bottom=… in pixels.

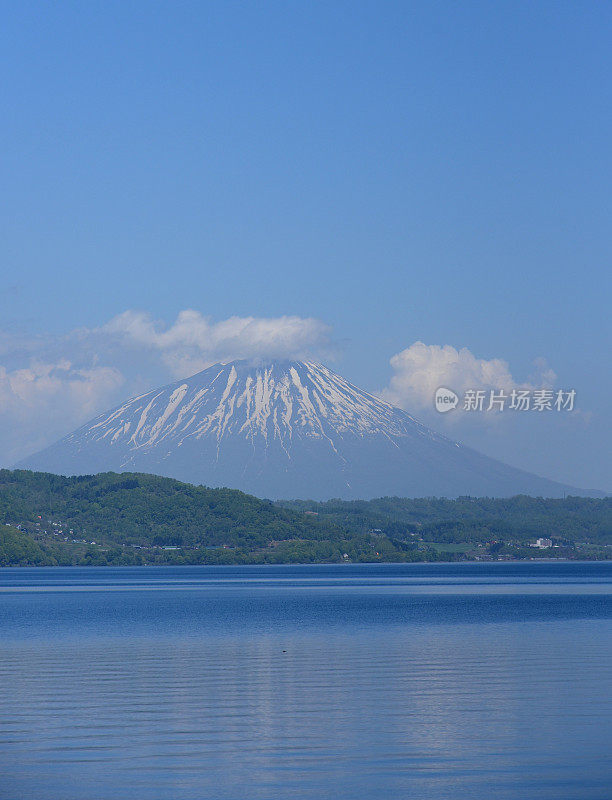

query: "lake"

left=1, top=562, right=611, bottom=799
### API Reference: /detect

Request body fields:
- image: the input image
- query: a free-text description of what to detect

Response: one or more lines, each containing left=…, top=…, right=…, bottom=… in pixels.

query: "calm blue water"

left=1, top=562, right=611, bottom=800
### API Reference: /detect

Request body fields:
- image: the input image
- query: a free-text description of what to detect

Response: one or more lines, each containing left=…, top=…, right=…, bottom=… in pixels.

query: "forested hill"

left=0, top=470, right=610, bottom=567
left=0, top=469, right=404, bottom=566
left=0, top=469, right=340, bottom=549
left=278, top=495, right=612, bottom=545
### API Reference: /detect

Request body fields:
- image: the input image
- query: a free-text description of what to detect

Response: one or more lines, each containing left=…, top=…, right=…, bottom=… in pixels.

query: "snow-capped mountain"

left=19, top=359, right=581, bottom=499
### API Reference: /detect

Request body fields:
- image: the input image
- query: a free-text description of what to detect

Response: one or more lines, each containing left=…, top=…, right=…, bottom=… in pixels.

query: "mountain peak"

left=88, top=359, right=432, bottom=452
left=19, top=358, right=584, bottom=500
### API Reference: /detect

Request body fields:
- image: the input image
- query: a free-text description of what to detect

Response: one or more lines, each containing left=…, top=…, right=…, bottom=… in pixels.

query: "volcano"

left=19, top=359, right=583, bottom=499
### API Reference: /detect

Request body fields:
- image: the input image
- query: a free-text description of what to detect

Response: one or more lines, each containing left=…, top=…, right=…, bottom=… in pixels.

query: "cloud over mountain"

left=100, top=310, right=334, bottom=377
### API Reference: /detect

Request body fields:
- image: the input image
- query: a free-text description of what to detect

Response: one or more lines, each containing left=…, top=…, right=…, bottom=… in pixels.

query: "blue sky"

left=0, top=1, right=610, bottom=491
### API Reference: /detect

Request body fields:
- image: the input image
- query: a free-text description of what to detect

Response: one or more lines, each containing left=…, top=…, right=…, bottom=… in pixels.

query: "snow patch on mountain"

left=65, top=360, right=440, bottom=465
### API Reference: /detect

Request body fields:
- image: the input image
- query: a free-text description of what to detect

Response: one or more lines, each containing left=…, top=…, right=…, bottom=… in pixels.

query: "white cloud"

left=381, top=341, right=556, bottom=414
left=100, top=309, right=334, bottom=377
left=0, top=360, right=124, bottom=463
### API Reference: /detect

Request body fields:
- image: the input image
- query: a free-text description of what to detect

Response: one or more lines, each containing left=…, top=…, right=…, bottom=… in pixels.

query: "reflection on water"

left=1, top=563, right=611, bottom=800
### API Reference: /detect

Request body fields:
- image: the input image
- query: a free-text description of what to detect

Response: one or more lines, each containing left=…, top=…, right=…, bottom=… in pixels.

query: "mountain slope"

left=19, top=359, right=586, bottom=499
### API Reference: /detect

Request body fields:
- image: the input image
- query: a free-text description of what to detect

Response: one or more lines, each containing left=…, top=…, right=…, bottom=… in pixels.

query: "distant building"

left=531, top=537, right=553, bottom=549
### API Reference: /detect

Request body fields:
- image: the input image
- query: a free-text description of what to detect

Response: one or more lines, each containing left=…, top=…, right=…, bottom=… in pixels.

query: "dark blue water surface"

left=1, top=562, right=611, bottom=800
